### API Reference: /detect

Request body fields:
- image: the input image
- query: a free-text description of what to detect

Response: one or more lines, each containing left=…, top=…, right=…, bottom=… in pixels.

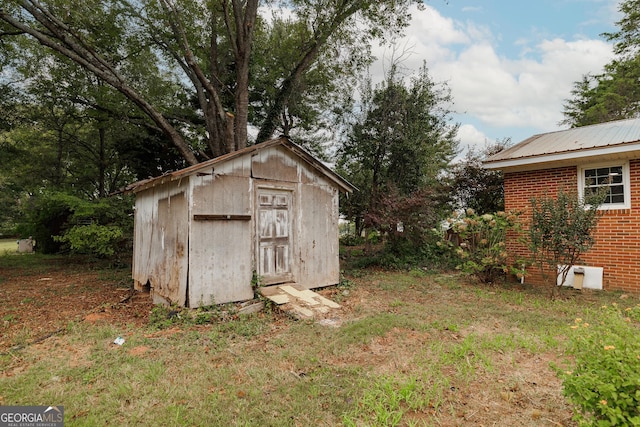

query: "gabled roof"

left=123, top=137, right=355, bottom=194
left=484, top=118, right=640, bottom=171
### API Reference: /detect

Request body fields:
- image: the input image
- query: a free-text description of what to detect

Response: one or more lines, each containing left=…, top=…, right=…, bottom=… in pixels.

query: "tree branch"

left=0, top=1, right=199, bottom=165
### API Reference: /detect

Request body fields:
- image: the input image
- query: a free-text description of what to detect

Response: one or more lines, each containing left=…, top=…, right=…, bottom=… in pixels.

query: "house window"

left=578, top=162, right=630, bottom=209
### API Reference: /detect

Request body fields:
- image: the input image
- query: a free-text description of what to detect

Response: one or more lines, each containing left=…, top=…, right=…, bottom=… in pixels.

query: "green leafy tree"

left=527, top=188, right=604, bottom=297
left=562, top=0, right=640, bottom=126
left=450, top=139, right=509, bottom=214
left=337, top=63, right=459, bottom=250
left=18, top=191, right=133, bottom=257
left=1, top=0, right=422, bottom=163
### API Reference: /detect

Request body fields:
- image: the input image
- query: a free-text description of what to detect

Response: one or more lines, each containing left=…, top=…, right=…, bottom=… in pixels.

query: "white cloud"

left=371, top=4, right=616, bottom=152
left=456, top=124, right=490, bottom=156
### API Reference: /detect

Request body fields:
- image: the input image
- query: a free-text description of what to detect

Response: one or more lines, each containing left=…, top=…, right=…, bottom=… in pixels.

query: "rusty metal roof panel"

left=485, top=118, right=640, bottom=164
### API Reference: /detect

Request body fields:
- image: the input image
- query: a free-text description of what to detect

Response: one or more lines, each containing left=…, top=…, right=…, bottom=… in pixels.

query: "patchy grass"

left=0, top=238, right=17, bottom=254
left=0, top=256, right=635, bottom=426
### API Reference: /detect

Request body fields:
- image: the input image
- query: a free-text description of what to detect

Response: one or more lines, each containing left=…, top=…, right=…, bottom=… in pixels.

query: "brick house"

left=483, top=118, right=640, bottom=292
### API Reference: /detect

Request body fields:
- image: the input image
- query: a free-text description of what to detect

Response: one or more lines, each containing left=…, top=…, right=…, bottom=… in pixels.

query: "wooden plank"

left=296, top=183, right=341, bottom=290
left=252, top=147, right=299, bottom=182
left=268, top=294, right=290, bottom=305
left=153, top=189, right=189, bottom=305
left=193, top=214, right=251, bottom=221
left=189, top=175, right=253, bottom=306
left=258, top=284, right=340, bottom=319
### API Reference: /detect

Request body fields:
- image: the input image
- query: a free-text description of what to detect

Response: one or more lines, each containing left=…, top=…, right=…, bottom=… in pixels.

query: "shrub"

left=528, top=188, right=604, bottom=295
left=54, top=224, right=124, bottom=257
left=557, top=305, right=640, bottom=426
left=18, top=191, right=133, bottom=259
left=447, top=209, right=522, bottom=284
left=339, top=233, right=365, bottom=246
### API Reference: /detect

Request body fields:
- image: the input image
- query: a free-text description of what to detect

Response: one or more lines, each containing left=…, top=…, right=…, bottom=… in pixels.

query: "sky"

left=369, top=0, right=622, bottom=156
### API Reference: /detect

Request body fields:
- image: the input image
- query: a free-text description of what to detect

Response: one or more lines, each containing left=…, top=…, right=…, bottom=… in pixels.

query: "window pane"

left=582, top=165, right=625, bottom=205
left=611, top=194, right=625, bottom=204
left=611, top=185, right=624, bottom=195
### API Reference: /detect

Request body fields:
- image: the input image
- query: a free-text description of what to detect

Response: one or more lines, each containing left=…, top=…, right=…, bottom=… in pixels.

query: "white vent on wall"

left=557, top=265, right=603, bottom=290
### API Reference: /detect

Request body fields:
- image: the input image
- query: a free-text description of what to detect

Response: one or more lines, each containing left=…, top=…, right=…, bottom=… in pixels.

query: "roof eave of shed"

left=124, top=137, right=356, bottom=194
left=483, top=140, right=640, bottom=172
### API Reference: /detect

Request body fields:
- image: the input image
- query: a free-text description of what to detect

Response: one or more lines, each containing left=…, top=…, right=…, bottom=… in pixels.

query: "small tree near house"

left=528, top=188, right=605, bottom=296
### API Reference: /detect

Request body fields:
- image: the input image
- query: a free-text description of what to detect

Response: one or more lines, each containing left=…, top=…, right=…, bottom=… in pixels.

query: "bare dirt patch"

left=0, top=259, right=153, bottom=351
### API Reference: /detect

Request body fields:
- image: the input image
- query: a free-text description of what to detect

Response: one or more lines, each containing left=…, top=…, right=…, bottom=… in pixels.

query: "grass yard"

left=0, top=255, right=635, bottom=426
left=0, top=238, right=18, bottom=254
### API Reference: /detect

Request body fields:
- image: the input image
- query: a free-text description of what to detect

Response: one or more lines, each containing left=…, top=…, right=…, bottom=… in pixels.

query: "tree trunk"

left=98, top=126, right=106, bottom=198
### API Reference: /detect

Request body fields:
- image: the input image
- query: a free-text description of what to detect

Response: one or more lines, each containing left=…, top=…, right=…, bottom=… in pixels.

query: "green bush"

left=17, top=191, right=133, bottom=259
left=447, top=209, right=523, bottom=284
left=54, top=224, right=124, bottom=257
left=339, top=233, right=365, bottom=246
left=528, top=188, right=604, bottom=293
left=557, top=304, right=640, bottom=426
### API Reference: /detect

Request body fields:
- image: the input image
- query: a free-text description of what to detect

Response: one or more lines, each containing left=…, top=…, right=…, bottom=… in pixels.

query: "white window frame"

left=577, top=161, right=631, bottom=210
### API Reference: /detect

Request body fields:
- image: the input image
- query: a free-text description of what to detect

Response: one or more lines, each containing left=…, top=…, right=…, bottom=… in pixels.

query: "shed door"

left=257, top=189, right=293, bottom=284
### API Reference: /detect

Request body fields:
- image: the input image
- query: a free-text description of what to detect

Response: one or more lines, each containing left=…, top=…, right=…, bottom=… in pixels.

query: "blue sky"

left=370, top=0, right=622, bottom=155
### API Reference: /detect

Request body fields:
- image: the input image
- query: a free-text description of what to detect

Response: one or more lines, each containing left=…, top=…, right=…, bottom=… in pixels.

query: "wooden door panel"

left=257, top=189, right=292, bottom=283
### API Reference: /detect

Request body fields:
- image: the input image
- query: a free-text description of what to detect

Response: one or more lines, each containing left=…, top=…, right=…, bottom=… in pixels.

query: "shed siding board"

left=213, top=154, right=252, bottom=177
left=251, top=147, right=299, bottom=182
left=133, top=181, right=189, bottom=305
left=297, top=182, right=340, bottom=289
left=189, top=174, right=253, bottom=306
left=156, top=191, right=188, bottom=305
left=132, top=190, right=155, bottom=290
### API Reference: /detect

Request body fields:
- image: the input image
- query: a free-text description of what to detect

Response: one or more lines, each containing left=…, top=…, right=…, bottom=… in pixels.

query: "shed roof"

left=124, top=137, right=356, bottom=194
left=484, top=118, right=640, bottom=171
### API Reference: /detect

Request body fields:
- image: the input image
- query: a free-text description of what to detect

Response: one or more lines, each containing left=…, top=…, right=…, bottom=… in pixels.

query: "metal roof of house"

left=484, top=117, right=640, bottom=171
left=123, top=136, right=356, bottom=194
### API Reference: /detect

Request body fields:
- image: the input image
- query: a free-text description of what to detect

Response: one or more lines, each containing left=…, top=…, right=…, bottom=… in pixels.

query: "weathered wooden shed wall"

left=130, top=138, right=353, bottom=308
left=189, top=155, right=254, bottom=306
left=252, top=145, right=341, bottom=290
left=295, top=159, right=341, bottom=289
left=132, top=180, right=190, bottom=306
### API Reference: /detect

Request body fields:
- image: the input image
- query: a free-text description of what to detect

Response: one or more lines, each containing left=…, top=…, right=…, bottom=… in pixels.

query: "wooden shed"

left=126, top=137, right=355, bottom=307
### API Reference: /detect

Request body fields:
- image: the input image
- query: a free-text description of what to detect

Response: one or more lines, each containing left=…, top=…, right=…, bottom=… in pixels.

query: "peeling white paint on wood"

left=129, top=138, right=354, bottom=308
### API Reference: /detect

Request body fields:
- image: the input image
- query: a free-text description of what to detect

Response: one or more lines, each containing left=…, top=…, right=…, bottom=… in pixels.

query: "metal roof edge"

left=483, top=140, right=640, bottom=171
left=124, top=136, right=356, bottom=194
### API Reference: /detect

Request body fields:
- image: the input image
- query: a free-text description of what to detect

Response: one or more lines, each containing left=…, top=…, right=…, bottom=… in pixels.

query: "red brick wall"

left=504, top=160, right=640, bottom=292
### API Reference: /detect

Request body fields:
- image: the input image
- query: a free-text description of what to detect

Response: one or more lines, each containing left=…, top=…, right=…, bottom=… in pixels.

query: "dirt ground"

left=0, top=259, right=154, bottom=351
left=0, top=258, right=577, bottom=426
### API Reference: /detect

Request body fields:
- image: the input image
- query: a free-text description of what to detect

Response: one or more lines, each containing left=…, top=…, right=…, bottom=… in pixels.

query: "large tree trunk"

left=227, top=0, right=258, bottom=151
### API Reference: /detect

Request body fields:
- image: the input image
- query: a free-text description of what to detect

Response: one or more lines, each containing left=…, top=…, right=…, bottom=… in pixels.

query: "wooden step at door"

left=259, top=283, right=341, bottom=320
